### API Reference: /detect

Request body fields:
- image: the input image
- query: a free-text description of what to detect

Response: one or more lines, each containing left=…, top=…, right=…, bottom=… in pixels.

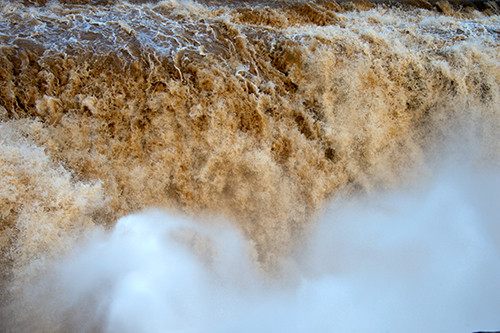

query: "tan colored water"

left=0, top=0, right=499, bottom=330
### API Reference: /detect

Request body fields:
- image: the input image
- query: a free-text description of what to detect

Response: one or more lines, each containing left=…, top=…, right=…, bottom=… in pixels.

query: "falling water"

left=1, top=0, right=499, bottom=331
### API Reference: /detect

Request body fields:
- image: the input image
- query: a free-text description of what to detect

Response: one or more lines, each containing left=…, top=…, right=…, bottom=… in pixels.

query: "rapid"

left=0, top=0, right=499, bottom=331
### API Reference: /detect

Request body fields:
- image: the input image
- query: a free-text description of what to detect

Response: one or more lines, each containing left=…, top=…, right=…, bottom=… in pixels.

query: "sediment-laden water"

left=1, top=0, right=499, bottom=331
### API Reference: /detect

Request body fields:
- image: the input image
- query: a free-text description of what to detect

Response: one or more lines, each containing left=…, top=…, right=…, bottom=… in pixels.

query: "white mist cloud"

left=303, top=165, right=500, bottom=332
left=15, top=164, right=500, bottom=333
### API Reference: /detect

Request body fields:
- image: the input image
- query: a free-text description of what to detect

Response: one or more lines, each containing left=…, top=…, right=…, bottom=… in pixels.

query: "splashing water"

left=7, top=162, right=500, bottom=332
left=1, top=0, right=500, bottom=331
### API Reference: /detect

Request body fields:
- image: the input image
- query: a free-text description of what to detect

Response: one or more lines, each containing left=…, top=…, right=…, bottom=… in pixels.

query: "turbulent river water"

left=1, top=0, right=500, bottom=331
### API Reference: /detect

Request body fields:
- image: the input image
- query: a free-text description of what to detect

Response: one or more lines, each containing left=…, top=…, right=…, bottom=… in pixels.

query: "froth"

left=0, top=0, right=500, bottom=329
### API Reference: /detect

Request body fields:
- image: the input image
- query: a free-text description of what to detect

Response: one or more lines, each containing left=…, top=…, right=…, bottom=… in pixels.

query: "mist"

left=8, top=159, right=498, bottom=333
left=1, top=0, right=500, bottom=331
left=302, top=163, right=500, bottom=332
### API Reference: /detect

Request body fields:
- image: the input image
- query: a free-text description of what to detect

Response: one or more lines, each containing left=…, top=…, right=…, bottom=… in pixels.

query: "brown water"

left=1, top=0, right=500, bottom=331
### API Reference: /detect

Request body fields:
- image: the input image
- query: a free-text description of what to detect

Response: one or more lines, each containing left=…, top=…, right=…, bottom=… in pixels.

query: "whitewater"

left=1, top=0, right=500, bottom=331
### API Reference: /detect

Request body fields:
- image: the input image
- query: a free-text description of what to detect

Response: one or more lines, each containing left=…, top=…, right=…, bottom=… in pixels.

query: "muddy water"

left=0, top=0, right=499, bottom=330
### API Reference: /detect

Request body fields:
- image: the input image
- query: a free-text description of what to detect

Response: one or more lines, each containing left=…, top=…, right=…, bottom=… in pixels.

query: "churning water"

left=1, top=0, right=499, bottom=331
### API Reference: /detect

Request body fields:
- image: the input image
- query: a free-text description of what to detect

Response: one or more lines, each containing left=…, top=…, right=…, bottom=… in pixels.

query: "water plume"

left=4, top=159, right=500, bottom=332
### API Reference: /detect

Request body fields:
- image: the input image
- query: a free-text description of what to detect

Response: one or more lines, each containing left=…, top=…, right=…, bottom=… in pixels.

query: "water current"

left=1, top=0, right=499, bottom=331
